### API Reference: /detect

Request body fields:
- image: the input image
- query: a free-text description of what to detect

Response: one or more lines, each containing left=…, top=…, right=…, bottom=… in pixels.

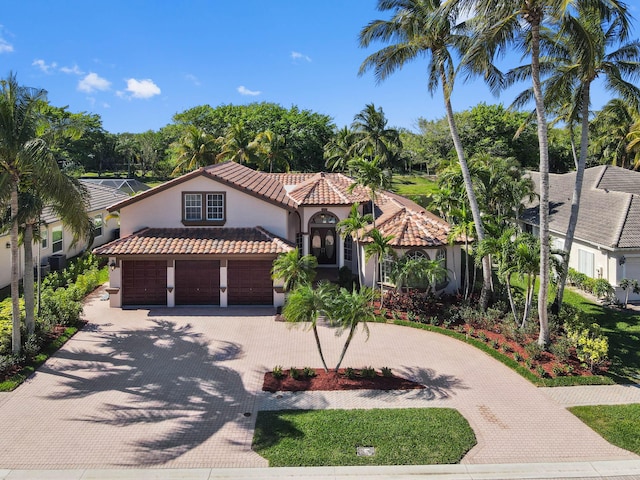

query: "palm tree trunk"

left=335, top=324, right=357, bottom=372
left=505, top=275, right=519, bottom=324
left=521, top=275, right=533, bottom=328
left=312, top=325, right=329, bottom=372
left=441, top=75, right=491, bottom=309
left=530, top=20, right=551, bottom=347
left=553, top=82, right=591, bottom=314
left=23, top=223, right=36, bottom=336
left=464, top=241, right=470, bottom=299
left=10, top=183, right=21, bottom=354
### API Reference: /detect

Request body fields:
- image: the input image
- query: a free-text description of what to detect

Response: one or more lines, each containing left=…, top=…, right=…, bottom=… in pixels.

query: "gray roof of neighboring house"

left=523, top=165, right=640, bottom=249
left=41, top=180, right=130, bottom=224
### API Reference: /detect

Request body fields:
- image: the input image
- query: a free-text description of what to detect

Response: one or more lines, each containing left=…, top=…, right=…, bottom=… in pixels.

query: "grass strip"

left=253, top=408, right=476, bottom=466
left=0, top=326, right=78, bottom=392
left=570, top=404, right=640, bottom=455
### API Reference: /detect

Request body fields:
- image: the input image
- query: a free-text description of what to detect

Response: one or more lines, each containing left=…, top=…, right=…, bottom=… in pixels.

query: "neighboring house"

left=94, top=161, right=463, bottom=308
left=522, top=165, right=640, bottom=303
left=0, top=181, right=130, bottom=289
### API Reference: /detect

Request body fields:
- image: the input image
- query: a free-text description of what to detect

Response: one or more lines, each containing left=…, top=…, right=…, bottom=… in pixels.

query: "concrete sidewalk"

left=3, top=460, right=640, bottom=479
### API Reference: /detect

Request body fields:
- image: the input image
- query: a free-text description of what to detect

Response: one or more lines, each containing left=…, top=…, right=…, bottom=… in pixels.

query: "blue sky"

left=2, top=1, right=638, bottom=134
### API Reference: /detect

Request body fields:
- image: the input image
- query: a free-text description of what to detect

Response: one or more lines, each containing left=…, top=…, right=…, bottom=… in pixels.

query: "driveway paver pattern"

left=0, top=288, right=637, bottom=469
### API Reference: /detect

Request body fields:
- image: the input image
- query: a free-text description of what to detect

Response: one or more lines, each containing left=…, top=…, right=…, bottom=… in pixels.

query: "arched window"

left=405, top=250, right=429, bottom=261
left=310, top=212, right=337, bottom=225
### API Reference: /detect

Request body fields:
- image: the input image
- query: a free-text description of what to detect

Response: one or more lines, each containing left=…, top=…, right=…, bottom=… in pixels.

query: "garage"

left=228, top=260, right=274, bottom=305
left=175, top=260, right=220, bottom=305
left=122, top=260, right=167, bottom=306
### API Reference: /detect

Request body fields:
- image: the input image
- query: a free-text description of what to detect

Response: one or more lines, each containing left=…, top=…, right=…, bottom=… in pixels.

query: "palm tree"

left=217, top=122, right=260, bottom=165
left=359, top=0, right=493, bottom=309
left=336, top=203, right=373, bottom=288
left=347, top=156, right=392, bottom=227
left=0, top=73, right=50, bottom=354
left=324, top=126, right=358, bottom=172
left=254, top=130, right=291, bottom=173
left=619, top=278, right=640, bottom=309
left=330, top=286, right=378, bottom=372
left=364, top=228, right=396, bottom=307
left=591, top=99, right=640, bottom=168
left=271, top=249, right=318, bottom=292
left=282, top=281, right=336, bottom=372
left=351, top=103, right=402, bottom=168
left=171, top=125, right=220, bottom=175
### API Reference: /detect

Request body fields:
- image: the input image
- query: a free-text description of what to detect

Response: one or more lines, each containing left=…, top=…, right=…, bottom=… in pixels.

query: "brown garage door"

left=228, top=260, right=273, bottom=305
left=175, top=260, right=220, bottom=305
left=122, top=260, right=167, bottom=306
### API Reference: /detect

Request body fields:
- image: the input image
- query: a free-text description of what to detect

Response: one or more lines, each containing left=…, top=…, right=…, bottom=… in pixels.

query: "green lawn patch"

left=570, top=404, right=640, bottom=455
left=392, top=174, right=438, bottom=196
left=253, top=408, right=476, bottom=467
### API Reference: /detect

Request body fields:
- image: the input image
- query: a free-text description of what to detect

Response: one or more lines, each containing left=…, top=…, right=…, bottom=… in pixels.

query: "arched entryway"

left=309, top=211, right=338, bottom=265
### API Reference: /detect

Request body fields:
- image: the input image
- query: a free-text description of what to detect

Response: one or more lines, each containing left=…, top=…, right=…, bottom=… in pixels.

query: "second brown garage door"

left=175, top=260, right=220, bottom=305
left=228, top=260, right=273, bottom=305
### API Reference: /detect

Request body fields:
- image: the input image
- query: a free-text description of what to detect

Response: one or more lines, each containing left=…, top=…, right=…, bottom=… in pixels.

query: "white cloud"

left=124, top=78, right=161, bottom=99
left=60, top=64, right=84, bottom=75
left=237, top=85, right=261, bottom=96
left=291, top=51, right=311, bottom=63
left=0, top=38, right=12, bottom=53
left=78, top=72, right=111, bottom=93
left=185, top=74, right=201, bottom=86
left=32, top=59, right=57, bottom=74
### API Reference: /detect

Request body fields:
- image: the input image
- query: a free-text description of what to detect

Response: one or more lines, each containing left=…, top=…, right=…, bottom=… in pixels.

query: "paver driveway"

left=0, top=288, right=636, bottom=469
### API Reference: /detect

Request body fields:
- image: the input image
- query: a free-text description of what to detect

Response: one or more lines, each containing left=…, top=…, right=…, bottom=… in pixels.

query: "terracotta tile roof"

left=268, top=172, right=317, bottom=186
left=359, top=192, right=459, bottom=248
left=287, top=172, right=371, bottom=205
left=93, top=227, right=294, bottom=256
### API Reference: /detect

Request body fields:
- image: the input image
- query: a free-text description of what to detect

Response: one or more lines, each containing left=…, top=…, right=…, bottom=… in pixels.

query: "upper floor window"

left=94, top=214, right=103, bottom=237
left=182, top=192, right=226, bottom=225
left=52, top=226, right=63, bottom=253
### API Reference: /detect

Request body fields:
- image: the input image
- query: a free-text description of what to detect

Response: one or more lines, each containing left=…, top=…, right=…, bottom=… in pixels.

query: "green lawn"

left=252, top=408, right=476, bottom=467
left=392, top=174, right=439, bottom=196
left=570, top=404, right=640, bottom=455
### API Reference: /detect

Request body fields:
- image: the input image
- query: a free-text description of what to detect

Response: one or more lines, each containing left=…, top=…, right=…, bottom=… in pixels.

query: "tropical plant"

left=217, top=122, right=260, bottom=165
left=254, top=130, right=292, bottom=173
left=359, top=0, right=492, bottom=308
left=329, top=286, right=378, bottom=372
left=619, top=278, right=640, bottom=309
left=364, top=228, right=396, bottom=307
left=171, top=125, right=220, bottom=175
left=271, top=249, right=318, bottom=292
left=591, top=99, right=640, bottom=168
left=347, top=156, right=392, bottom=227
left=350, top=103, right=402, bottom=168
left=336, top=203, right=373, bottom=288
left=324, top=126, right=358, bottom=172
left=282, top=282, right=336, bottom=372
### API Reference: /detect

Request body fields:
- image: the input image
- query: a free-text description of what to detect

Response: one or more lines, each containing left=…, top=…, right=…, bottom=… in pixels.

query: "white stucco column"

left=167, top=262, right=175, bottom=307
left=302, top=232, right=310, bottom=256
left=220, top=260, right=228, bottom=307
left=338, top=236, right=344, bottom=269
left=107, top=257, right=122, bottom=308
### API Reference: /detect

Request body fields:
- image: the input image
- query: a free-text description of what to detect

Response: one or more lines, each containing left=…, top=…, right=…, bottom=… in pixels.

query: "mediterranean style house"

left=94, top=161, right=463, bottom=308
left=522, top=165, right=640, bottom=303
left=0, top=180, right=130, bottom=289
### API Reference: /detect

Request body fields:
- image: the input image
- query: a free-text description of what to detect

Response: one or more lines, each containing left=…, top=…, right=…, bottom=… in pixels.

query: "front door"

left=311, top=228, right=336, bottom=265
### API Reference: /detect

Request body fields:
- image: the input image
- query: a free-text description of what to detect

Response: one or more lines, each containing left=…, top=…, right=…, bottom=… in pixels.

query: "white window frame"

left=206, top=193, right=224, bottom=221
left=344, top=234, right=353, bottom=262
left=94, top=214, right=103, bottom=237
left=578, top=249, right=595, bottom=278
left=41, top=228, right=48, bottom=249
left=184, top=193, right=203, bottom=221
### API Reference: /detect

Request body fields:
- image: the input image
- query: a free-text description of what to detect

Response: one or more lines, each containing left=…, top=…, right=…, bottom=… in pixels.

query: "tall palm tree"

left=324, top=126, right=358, bottom=172
left=336, top=203, right=373, bottom=288
left=0, top=73, right=49, bottom=354
left=329, top=286, right=378, bottom=372
left=364, top=228, right=396, bottom=307
left=271, top=249, right=318, bottom=292
left=351, top=103, right=402, bottom=168
left=347, top=156, right=392, bottom=227
left=359, top=0, right=493, bottom=309
left=171, top=125, right=220, bottom=175
left=282, top=281, right=336, bottom=372
left=217, top=122, right=260, bottom=165
left=254, top=130, right=291, bottom=173
left=591, top=99, right=640, bottom=168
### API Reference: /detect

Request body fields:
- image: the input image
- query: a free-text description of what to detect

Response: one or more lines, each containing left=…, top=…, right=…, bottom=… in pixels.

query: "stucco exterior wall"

left=118, top=176, right=289, bottom=238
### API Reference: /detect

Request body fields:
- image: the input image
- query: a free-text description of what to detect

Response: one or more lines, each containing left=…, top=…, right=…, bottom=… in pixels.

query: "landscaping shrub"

left=361, top=366, right=376, bottom=378
left=524, top=341, right=543, bottom=361
left=272, top=365, right=284, bottom=379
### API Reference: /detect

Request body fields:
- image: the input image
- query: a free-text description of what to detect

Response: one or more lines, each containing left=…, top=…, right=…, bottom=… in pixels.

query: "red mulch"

left=262, top=368, right=425, bottom=392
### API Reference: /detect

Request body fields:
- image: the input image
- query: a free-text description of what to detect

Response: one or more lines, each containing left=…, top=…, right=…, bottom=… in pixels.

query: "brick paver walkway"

left=0, top=287, right=637, bottom=470
left=540, top=384, right=640, bottom=406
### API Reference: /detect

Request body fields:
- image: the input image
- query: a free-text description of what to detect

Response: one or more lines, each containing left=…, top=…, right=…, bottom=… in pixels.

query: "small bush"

left=477, top=332, right=487, bottom=342
left=489, top=339, right=499, bottom=349
left=361, top=366, right=376, bottom=378
left=524, top=358, right=533, bottom=369
left=535, top=365, right=547, bottom=378
left=381, top=366, right=393, bottom=377
left=501, top=343, right=512, bottom=354
left=550, top=337, right=572, bottom=363
left=513, top=351, right=523, bottom=362
left=289, top=367, right=300, bottom=380
left=524, top=342, right=543, bottom=361
left=552, top=364, right=564, bottom=377
left=302, top=366, right=316, bottom=378
left=272, top=365, right=284, bottom=379
left=344, top=367, right=356, bottom=379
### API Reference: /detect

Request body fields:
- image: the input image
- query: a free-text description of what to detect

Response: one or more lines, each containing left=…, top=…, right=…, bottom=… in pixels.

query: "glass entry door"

left=311, top=228, right=336, bottom=264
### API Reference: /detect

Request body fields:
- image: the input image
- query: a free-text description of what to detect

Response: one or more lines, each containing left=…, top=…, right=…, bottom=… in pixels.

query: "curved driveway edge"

left=0, top=288, right=636, bottom=469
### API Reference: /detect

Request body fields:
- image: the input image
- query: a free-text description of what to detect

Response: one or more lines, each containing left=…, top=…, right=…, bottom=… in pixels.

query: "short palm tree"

left=324, top=126, right=358, bottom=172
left=364, top=228, right=396, bottom=307
left=171, top=125, right=220, bottom=175
left=282, top=281, right=336, bottom=372
left=336, top=203, right=373, bottom=288
left=271, top=249, right=318, bottom=292
left=254, top=130, right=291, bottom=173
left=217, top=122, right=260, bottom=165
left=347, top=156, right=392, bottom=227
left=351, top=103, right=402, bottom=168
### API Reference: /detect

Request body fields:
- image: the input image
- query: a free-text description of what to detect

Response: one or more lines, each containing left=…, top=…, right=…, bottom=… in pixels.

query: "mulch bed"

left=262, top=368, right=425, bottom=392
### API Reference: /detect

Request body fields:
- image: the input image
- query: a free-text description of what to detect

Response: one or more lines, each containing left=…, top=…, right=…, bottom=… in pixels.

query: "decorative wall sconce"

left=109, top=260, right=117, bottom=271
left=619, top=256, right=626, bottom=266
